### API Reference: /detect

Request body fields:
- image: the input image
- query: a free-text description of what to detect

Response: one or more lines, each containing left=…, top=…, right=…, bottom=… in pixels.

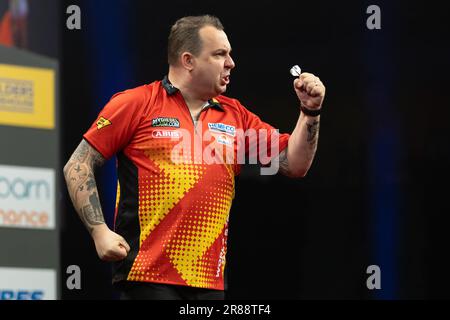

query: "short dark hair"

left=168, top=15, right=224, bottom=66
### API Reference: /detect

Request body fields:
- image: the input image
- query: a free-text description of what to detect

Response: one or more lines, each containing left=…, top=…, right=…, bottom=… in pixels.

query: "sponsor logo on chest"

left=208, top=123, right=236, bottom=137
left=216, top=134, right=234, bottom=146
left=152, top=130, right=180, bottom=139
left=151, top=117, right=180, bottom=128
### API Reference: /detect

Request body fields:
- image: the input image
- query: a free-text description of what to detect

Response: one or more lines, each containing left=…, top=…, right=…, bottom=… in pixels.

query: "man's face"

left=190, top=26, right=235, bottom=99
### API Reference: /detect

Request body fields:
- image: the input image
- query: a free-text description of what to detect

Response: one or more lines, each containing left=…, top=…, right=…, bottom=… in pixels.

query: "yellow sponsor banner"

left=0, top=64, right=55, bottom=129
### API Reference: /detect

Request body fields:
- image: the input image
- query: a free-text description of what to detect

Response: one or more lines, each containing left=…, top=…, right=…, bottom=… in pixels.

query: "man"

left=63, top=15, right=325, bottom=300
left=0, top=0, right=28, bottom=48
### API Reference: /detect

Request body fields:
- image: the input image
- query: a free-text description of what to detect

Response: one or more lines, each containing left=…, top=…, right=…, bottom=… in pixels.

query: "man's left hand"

left=293, top=72, right=326, bottom=110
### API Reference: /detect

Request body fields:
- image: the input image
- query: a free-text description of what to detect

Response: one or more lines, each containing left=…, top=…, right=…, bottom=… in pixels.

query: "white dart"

left=290, top=65, right=301, bottom=77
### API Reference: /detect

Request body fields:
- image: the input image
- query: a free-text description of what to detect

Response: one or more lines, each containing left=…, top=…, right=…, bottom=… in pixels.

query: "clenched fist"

left=294, top=72, right=326, bottom=110
left=91, top=224, right=130, bottom=261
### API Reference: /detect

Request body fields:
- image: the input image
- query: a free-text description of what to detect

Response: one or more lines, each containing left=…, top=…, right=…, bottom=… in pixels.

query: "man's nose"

left=225, top=55, right=235, bottom=69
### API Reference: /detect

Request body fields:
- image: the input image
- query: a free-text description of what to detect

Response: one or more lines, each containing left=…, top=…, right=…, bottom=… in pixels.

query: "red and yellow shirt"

left=83, top=76, right=290, bottom=290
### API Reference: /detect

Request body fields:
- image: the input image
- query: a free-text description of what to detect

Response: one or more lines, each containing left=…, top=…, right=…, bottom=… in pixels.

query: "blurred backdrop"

left=1, top=0, right=449, bottom=299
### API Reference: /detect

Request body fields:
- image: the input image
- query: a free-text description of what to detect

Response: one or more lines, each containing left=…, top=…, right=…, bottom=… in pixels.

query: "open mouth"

left=221, top=75, right=230, bottom=85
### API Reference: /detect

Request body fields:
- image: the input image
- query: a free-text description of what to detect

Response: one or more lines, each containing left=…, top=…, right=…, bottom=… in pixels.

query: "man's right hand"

left=91, top=224, right=131, bottom=261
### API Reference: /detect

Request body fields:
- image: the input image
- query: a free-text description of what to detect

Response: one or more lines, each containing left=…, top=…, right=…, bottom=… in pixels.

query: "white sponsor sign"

left=0, top=267, right=56, bottom=300
left=0, top=165, right=55, bottom=229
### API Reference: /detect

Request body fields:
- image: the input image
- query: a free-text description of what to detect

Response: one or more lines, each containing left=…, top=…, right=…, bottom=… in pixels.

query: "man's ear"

left=180, top=52, right=195, bottom=71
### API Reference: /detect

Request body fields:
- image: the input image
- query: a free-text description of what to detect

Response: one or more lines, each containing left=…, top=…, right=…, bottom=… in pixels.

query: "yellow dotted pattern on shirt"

left=165, top=164, right=234, bottom=288
left=137, top=143, right=206, bottom=246
left=128, top=138, right=235, bottom=288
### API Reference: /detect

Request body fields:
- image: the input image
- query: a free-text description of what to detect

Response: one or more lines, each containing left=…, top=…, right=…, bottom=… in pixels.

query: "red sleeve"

left=83, top=89, right=145, bottom=160
left=237, top=101, right=290, bottom=165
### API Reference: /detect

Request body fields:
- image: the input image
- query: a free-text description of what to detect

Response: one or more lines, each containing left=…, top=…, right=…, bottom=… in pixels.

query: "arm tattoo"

left=306, top=120, right=320, bottom=144
left=277, top=149, right=291, bottom=176
left=91, top=148, right=106, bottom=168
left=64, top=139, right=106, bottom=233
left=73, top=141, right=90, bottom=163
left=274, top=120, right=320, bottom=177
left=86, top=173, right=96, bottom=191
left=81, top=192, right=105, bottom=233
left=304, top=120, right=320, bottom=164
left=66, top=140, right=106, bottom=170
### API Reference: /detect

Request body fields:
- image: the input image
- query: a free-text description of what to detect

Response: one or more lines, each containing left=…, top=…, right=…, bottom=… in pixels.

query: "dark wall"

left=60, top=0, right=450, bottom=299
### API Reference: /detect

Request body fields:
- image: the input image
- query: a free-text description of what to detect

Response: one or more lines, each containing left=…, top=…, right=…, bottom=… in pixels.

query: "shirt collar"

left=162, top=75, right=179, bottom=95
left=162, top=75, right=224, bottom=111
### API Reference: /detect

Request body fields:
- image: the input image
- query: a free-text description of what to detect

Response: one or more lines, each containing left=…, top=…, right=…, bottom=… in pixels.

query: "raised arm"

left=63, top=139, right=130, bottom=261
left=278, top=72, right=325, bottom=178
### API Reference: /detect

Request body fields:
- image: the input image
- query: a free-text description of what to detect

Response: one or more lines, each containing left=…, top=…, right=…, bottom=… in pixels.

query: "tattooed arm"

left=63, top=140, right=106, bottom=232
left=63, top=139, right=130, bottom=261
left=278, top=116, right=320, bottom=177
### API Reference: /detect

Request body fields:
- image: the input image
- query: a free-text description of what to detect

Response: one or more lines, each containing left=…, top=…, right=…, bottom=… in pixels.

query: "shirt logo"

left=152, top=130, right=180, bottom=139
left=96, top=117, right=111, bottom=130
left=208, top=123, right=236, bottom=137
left=216, top=134, right=234, bottom=146
left=151, top=117, right=180, bottom=128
